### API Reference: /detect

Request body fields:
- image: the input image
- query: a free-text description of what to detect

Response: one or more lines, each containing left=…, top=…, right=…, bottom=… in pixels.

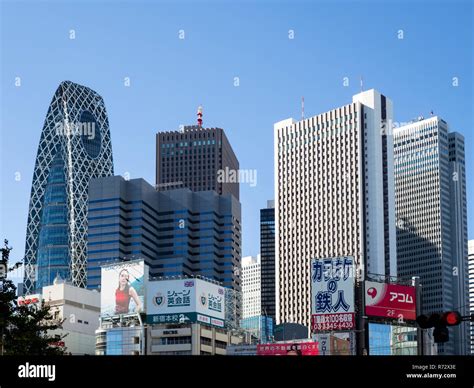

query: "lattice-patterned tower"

left=23, top=81, right=114, bottom=294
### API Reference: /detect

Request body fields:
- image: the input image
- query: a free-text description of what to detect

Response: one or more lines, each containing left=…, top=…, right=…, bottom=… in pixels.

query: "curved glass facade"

left=36, top=152, right=69, bottom=288
left=24, top=81, right=114, bottom=293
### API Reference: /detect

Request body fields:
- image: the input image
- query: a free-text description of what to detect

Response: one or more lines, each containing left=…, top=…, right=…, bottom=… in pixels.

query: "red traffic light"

left=442, top=311, right=462, bottom=326
left=416, top=311, right=463, bottom=329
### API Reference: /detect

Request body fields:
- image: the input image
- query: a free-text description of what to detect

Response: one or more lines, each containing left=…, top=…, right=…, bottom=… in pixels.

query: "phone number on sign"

left=312, top=313, right=355, bottom=331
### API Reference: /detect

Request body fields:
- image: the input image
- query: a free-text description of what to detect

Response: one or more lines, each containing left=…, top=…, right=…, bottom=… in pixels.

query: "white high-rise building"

left=394, top=116, right=469, bottom=355
left=274, top=89, right=397, bottom=327
left=468, top=240, right=474, bottom=354
left=242, top=255, right=261, bottom=319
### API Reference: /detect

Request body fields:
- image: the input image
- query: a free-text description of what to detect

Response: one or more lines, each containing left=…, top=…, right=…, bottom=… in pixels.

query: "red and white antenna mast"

left=197, top=105, right=203, bottom=127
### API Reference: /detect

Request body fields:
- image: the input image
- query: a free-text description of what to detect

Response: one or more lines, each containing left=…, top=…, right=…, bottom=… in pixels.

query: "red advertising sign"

left=257, top=342, right=319, bottom=356
left=311, top=312, right=355, bottom=331
left=18, top=294, right=42, bottom=306
left=365, top=281, right=416, bottom=321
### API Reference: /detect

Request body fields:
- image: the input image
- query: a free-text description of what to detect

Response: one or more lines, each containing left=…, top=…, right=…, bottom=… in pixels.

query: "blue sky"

left=1, top=0, right=472, bottom=284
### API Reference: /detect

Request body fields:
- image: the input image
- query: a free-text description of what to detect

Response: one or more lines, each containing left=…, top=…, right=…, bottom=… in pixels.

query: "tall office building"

left=394, top=116, right=469, bottom=355
left=87, top=176, right=241, bottom=292
left=156, top=124, right=239, bottom=200
left=241, top=254, right=273, bottom=343
left=242, top=255, right=261, bottom=319
left=260, top=200, right=275, bottom=320
left=274, top=89, right=397, bottom=327
left=469, top=240, right=474, bottom=355
left=24, top=81, right=114, bottom=293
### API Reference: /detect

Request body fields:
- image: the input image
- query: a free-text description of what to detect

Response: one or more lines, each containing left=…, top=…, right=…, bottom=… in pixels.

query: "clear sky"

left=1, top=0, right=472, bottom=285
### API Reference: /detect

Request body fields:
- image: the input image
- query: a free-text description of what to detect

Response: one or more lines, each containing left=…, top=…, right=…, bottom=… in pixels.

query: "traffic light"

left=416, top=311, right=463, bottom=343
left=442, top=311, right=462, bottom=326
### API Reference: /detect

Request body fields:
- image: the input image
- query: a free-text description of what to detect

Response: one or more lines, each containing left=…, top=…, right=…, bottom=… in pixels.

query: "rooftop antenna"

left=197, top=105, right=203, bottom=127
left=301, top=96, right=305, bottom=120
left=360, top=76, right=363, bottom=93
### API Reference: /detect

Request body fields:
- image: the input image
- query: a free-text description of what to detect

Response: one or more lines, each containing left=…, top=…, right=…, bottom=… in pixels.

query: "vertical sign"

left=311, top=256, right=355, bottom=332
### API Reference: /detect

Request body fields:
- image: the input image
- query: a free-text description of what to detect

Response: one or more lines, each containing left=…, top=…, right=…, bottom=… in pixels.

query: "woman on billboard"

left=115, top=268, right=143, bottom=314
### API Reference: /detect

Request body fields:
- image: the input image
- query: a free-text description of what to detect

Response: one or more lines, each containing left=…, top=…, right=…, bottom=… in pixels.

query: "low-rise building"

left=23, top=278, right=101, bottom=355
left=147, top=323, right=246, bottom=355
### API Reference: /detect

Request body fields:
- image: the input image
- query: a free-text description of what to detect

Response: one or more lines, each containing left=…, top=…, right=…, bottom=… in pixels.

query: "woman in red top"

left=115, top=269, right=142, bottom=314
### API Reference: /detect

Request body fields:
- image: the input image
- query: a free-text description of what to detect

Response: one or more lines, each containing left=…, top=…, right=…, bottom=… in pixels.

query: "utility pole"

left=355, top=254, right=367, bottom=355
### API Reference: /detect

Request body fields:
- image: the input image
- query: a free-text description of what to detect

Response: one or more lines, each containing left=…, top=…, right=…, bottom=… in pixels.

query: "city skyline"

left=1, top=0, right=472, bottom=288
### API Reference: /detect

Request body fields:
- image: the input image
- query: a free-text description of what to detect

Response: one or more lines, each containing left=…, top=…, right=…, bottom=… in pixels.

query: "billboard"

left=226, top=344, right=258, bottom=356
left=100, top=260, right=147, bottom=317
left=18, top=294, right=42, bottom=307
left=311, top=256, right=355, bottom=332
left=146, top=278, right=226, bottom=328
left=313, top=332, right=355, bottom=355
left=257, top=342, right=319, bottom=356
left=365, top=281, right=416, bottom=321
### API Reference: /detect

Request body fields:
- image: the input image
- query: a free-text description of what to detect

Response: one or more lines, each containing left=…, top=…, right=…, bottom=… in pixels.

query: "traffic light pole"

left=356, top=275, right=367, bottom=356
left=412, top=276, right=423, bottom=355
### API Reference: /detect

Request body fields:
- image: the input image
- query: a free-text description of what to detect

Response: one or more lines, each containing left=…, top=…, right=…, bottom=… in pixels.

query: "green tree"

left=0, top=239, right=67, bottom=355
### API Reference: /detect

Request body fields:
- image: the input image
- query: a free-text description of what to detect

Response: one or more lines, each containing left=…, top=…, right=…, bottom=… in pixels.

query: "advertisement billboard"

left=365, top=281, right=416, bottom=321
left=313, top=332, right=355, bottom=355
left=257, top=342, right=319, bottom=356
left=18, top=294, right=42, bottom=307
left=226, top=344, right=258, bottom=356
left=100, top=260, right=147, bottom=317
left=146, top=278, right=226, bottom=328
left=311, top=256, right=355, bottom=332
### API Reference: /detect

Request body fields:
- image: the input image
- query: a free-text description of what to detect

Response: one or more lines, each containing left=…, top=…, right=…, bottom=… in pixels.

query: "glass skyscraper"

left=260, top=200, right=275, bottom=320
left=23, top=81, right=114, bottom=294
left=87, top=176, right=241, bottom=292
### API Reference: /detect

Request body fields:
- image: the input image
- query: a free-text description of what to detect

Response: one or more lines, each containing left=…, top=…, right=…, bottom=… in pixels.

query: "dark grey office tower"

left=87, top=176, right=242, bottom=292
left=156, top=125, right=239, bottom=200
left=394, top=116, right=469, bottom=355
left=260, top=200, right=275, bottom=320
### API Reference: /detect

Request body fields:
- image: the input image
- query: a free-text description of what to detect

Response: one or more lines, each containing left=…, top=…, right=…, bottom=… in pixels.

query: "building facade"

left=147, top=323, right=245, bottom=355
left=260, top=200, right=276, bottom=320
left=87, top=176, right=242, bottom=292
left=156, top=125, right=239, bottom=200
left=469, top=240, right=474, bottom=354
left=96, top=324, right=146, bottom=356
left=23, top=81, right=114, bottom=293
left=394, top=116, right=469, bottom=355
left=274, top=89, right=397, bottom=327
left=240, top=315, right=274, bottom=343
left=20, top=279, right=101, bottom=355
left=242, top=255, right=261, bottom=319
